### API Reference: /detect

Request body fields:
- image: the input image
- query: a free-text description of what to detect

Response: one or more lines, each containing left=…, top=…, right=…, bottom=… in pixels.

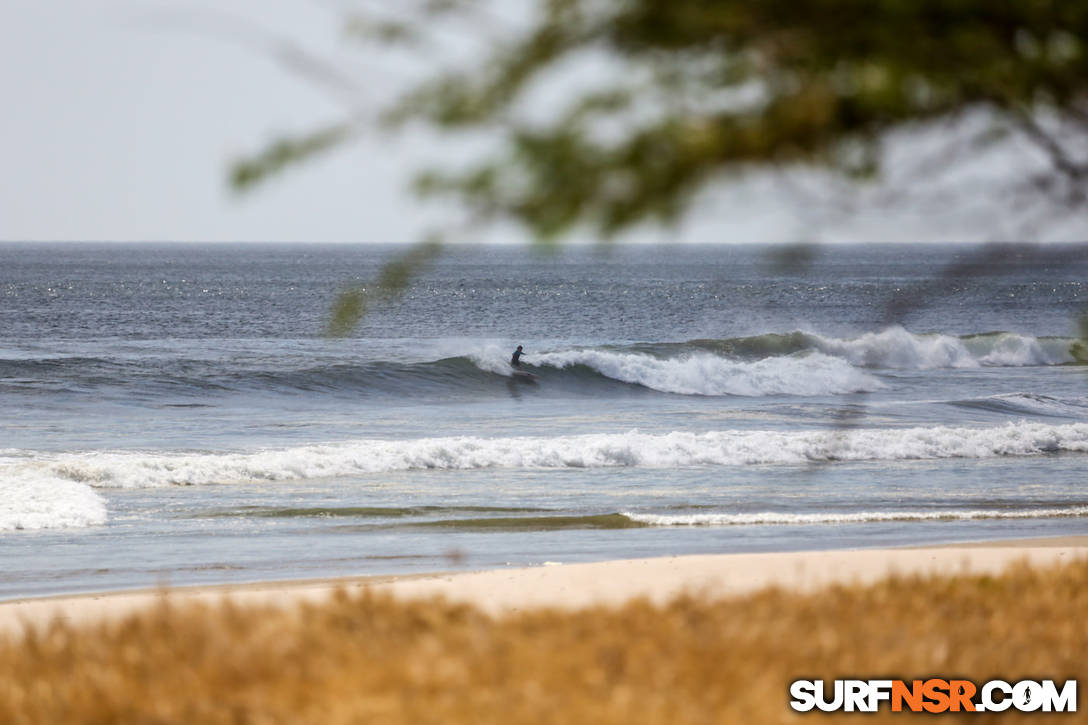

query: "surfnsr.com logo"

left=790, top=679, right=1077, bottom=713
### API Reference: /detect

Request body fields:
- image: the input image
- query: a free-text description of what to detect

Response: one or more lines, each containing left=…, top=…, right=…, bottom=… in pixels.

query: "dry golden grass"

left=1, top=559, right=1086, bottom=724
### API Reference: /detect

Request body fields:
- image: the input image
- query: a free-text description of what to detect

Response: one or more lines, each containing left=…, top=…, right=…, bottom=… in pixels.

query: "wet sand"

left=2, top=536, right=1085, bottom=636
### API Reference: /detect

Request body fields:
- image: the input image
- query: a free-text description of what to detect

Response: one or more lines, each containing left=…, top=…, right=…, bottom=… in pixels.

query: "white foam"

left=626, top=506, right=1088, bottom=526
left=532, top=349, right=882, bottom=396
left=8, top=422, right=1088, bottom=490
left=811, top=326, right=1071, bottom=369
left=466, top=342, right=521, bottom=376
left=971, top=333, right=1069, bottom=367
left=466, top=331, right=1071, bottom=390
left=0, top=465, right=108, bottom=531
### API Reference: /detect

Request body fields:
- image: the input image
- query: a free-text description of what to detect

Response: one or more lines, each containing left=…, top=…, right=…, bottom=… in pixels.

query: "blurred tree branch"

left=223, top=0, right=1088, bottom=334
left=326, top=237, right=444, bottom=336
left=356, top=0, right=1088, bottom=242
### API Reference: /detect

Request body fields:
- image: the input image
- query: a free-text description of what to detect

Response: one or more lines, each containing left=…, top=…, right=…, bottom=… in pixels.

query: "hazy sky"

left=2, top=1, right=1085, bottom=244
left=2, top=0, right=434, bottom=243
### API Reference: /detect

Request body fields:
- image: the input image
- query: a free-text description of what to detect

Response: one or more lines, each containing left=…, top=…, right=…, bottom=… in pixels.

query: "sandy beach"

left=3, top=535, right=1085, bottom=636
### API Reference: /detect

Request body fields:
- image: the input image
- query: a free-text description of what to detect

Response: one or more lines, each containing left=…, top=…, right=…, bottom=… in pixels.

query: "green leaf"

left=231, top=124, right=353, bottom=193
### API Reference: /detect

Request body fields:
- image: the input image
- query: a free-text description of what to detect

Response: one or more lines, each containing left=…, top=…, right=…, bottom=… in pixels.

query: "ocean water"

left=1, top=242, right=1086, bottom=598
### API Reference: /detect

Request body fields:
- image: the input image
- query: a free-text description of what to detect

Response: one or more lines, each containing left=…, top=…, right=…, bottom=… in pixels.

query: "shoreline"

left=3, top=534, right=1086, bottom=636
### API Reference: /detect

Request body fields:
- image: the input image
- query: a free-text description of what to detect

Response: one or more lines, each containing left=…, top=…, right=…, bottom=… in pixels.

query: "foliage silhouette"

left=228, top=1, right=1088, bottom=337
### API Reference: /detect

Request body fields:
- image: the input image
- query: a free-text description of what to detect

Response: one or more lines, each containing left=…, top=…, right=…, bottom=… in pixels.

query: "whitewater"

left=6, top=420, right=1087, bottom=533
left=7, top=421, right=1088, bottom=491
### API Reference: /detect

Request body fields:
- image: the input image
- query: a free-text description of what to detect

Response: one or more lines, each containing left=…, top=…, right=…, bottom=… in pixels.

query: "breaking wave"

left=526, top=349, right=881, bottom=396
left=5, top=420, right=1088, bottom=531
left=670, top=327, right=1074, bottom=369
left=8, top=421, right=1088, bottom=489
left=1, top=327, right=1073, bottom=404
left=807, top=327, right=1072, bottom=369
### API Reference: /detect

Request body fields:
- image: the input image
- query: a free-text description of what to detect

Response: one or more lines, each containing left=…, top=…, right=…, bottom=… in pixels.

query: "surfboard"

left=512, top=370, right=538, bottom=383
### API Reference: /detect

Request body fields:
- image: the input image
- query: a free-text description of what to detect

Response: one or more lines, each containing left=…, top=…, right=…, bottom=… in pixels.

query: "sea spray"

left=528, top=349, right=881, bottom=396
left=808, top=327, right=1070, bottom=369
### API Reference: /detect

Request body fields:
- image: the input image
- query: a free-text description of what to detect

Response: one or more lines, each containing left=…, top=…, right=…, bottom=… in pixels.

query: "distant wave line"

left=625, top=506, right=1088, bottom=527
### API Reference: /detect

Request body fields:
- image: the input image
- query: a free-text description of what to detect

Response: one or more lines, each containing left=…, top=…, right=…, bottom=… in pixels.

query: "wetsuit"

left=511, top=349, right=524, bottom=367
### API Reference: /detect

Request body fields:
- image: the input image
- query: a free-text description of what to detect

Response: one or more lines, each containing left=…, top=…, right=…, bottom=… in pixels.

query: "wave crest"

left=6, top=421, right=1087, bottom=530
left=809, top=327, right=1071, bottom=369
left=6, top=422, right=1086, bottom=491
left=529, top=349, right=881, bottom=396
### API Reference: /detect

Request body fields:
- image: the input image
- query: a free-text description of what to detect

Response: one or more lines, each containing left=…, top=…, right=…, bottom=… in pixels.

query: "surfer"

left=510, top=345, right=525, bottom=368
